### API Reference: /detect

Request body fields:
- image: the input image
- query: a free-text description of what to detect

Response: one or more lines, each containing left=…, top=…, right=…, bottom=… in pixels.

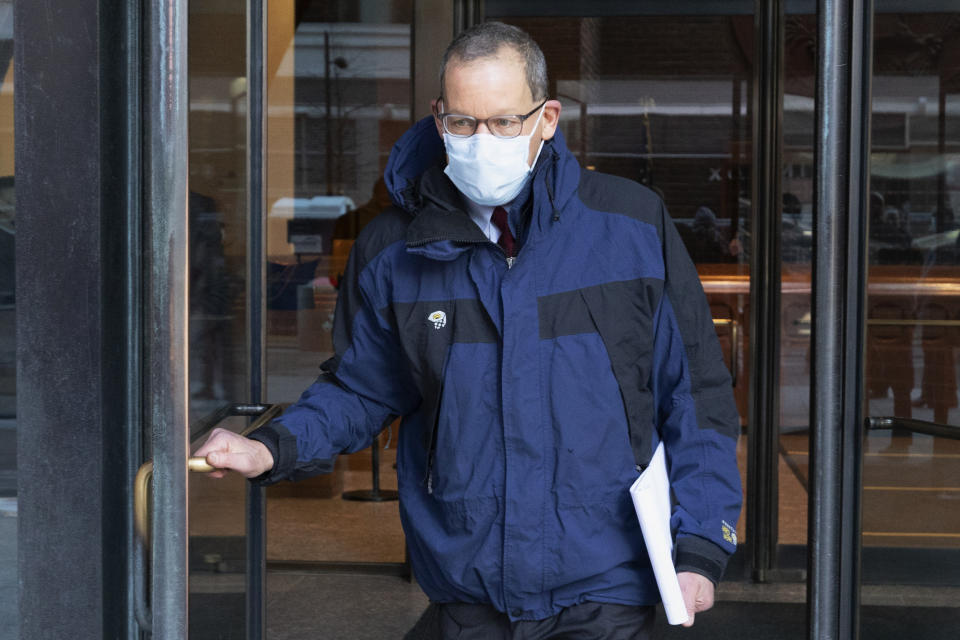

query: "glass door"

left=183, top=0, right=258, bottom=637
left=859, top=5, right=960, bottom=631
left=142, top=2, right=430, bottom=636
left=261, top=0, right=415, bottom=573
left=139, top=0, right=267, bottom=637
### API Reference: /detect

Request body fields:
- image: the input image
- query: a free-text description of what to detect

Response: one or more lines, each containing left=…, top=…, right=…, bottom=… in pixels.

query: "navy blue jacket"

left=251, top=117, right=742, bottom=621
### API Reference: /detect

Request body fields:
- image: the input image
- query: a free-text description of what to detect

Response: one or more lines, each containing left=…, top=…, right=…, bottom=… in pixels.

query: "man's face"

left=436, top=48, right=561, bottom=167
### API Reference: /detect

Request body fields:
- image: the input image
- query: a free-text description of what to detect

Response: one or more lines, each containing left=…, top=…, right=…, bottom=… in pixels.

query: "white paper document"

left=629, top=442, right=689, bottom=625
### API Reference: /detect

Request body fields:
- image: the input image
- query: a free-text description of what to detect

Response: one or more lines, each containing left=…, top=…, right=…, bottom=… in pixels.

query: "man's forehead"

left=442, top=51, right=531, bottom=112
left=447, top=44, right=524, bottom=69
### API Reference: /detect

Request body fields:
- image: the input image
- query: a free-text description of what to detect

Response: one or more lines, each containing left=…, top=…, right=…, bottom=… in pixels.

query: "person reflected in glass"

left=684, top=206, right=735, bottom=264
left=189, top=191, right=240, bottom=403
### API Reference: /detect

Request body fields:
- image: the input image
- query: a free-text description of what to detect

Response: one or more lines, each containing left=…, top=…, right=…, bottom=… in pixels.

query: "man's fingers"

left=206, top=450, right=250, bottom=474
left=193, top=428, right=233, bottom=459
left=206, top=451, right=227, bottom=468
left=192, top=428, right=274, bottom=479
left=677, top=571, right=715, bottom=628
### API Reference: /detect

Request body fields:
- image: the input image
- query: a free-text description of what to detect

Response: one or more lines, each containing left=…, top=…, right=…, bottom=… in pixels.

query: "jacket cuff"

left=247, top=421, right=298, bottom=486
left=674, top=534, right=730, bottom=585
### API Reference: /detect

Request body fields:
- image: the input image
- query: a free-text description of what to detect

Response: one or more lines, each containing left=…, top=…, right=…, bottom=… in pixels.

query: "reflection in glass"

left=188, top=0, right=250, bottom=417
left=777, top=11, right=816, bottom=550
left=186, top=1, right=251, bottom=636
left=861, top=11, right=960, bottom=585
left=264, top=0, right=413, bottom=568
left=779, top=7, right=960, bottom=597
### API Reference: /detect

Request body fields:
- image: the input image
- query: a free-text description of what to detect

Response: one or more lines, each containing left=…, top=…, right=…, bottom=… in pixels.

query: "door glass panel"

left=488, top=5, right=753, bottom=551
left=263, top=0, right=413, bottom=568
left=0, top=1, right=15, bottom=636
left=187, top=1, right=250, bottom=636
left=779, top=6, right=815, bottom=558
left=862, top=6, right=960, bottom=599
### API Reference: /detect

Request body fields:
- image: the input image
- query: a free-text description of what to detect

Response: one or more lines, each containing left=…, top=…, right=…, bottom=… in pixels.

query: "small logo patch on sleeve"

left=428, top=310, right=447, bottom=330
left=722, top=521, right=737, bottom=545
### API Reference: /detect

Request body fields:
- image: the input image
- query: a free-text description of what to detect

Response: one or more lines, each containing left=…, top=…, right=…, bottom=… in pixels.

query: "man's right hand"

left=193, top=428, right=275, bottom=479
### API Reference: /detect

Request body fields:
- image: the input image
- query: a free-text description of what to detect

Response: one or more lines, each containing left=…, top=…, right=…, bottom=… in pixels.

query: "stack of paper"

left=629, top=442, right=689, bottom=625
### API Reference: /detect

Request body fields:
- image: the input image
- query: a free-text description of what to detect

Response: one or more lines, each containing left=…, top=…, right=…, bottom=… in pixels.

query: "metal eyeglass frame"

left=434, top=97, right=548, bottom=138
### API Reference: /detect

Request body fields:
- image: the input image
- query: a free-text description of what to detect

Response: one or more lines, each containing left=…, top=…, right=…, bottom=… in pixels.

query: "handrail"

left=866, top=319, right=960, bottom=327
left=866, top=416, right=960, bottom=441
left=133, top=403, right=282, bottom=632
left=189, top=402, right=278, bottom=444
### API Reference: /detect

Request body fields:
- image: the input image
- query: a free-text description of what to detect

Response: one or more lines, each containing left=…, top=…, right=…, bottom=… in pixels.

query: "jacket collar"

left=384, top=116, right=580, bottom=259
left=405, top=165, right=490, bottom=249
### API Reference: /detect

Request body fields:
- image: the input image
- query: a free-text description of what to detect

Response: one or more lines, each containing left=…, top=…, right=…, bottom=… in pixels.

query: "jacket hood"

left=530, top=123, right=580, bottom=223
left=384, top=116, right=446, bottom=214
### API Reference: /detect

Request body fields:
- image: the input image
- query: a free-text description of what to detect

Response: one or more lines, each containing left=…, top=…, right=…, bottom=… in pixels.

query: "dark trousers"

left=404, top=601, right=656, bottom=640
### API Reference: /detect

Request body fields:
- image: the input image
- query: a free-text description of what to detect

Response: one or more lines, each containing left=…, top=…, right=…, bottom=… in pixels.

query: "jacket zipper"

left=424, top=410, right=440, bottom=494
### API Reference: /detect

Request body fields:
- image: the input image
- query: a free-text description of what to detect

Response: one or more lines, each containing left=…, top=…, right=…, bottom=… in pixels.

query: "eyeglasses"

left=435, top=98, right=547, bottom=139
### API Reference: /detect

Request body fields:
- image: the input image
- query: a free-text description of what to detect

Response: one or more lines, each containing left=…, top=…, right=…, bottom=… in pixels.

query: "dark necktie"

left=491, top=206, right=516, bottom=258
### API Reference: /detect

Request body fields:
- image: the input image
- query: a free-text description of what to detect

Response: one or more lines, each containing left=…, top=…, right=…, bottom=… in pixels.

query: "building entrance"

left=9, top=0, right=960, bottom=638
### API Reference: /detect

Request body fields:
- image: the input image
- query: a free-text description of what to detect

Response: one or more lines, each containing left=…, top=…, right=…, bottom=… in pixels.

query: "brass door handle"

left=133, top=456, right=220, bottom=632
left=713, top=318, right=739, bottom=386
left=134, top=457, right=216, bottom=547
left=133, top=403, right=281, bottom=632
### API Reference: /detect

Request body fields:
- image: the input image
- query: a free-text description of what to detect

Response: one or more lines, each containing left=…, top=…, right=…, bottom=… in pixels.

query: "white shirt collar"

left=463, top=197, right=501, bottom=243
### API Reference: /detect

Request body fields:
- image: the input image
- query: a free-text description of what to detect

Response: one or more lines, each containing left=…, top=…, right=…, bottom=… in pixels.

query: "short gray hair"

left=440, top=21, right=548, bottom=103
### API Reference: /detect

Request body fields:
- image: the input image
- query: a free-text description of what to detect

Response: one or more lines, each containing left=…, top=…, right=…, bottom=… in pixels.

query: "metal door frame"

left=246, top=1, right=268, bottom=638
left=143, top=0, right=190, bottom=637
left=809, top=0, right=873, bottom=638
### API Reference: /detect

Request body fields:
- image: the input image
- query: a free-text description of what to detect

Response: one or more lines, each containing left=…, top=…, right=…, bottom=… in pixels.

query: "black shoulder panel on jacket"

left=350, top=205, right=413, bottom=273
left=577, top=169, right=740, bottom=443
left=329, top=205, right=412, bottom=368
left=576, top=169, right=664, bottom=230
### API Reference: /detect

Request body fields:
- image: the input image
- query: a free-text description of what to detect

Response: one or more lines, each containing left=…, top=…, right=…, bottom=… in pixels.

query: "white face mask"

left=443, top=105, right=546, bottom=207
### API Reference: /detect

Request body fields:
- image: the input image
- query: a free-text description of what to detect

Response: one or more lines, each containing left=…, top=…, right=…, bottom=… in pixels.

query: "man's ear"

left=540, top=100, right=563, bottom=141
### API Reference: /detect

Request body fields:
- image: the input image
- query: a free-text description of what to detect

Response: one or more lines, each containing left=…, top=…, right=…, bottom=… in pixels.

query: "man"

left=197, top=21, right=742, bottom=639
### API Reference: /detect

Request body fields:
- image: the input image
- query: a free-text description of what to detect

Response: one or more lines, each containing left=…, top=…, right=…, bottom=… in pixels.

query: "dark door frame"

left=247, top=1, right=268, bottom=638
left=748, top=0, right=786, bottom=584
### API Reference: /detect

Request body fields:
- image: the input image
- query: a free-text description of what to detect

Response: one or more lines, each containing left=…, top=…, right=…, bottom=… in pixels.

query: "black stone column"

left=15, top=1, right=140, bottom=637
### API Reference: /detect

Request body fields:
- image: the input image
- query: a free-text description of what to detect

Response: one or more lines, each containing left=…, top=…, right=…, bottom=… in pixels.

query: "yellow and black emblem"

left=722, top=521, right=737, bottom=545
